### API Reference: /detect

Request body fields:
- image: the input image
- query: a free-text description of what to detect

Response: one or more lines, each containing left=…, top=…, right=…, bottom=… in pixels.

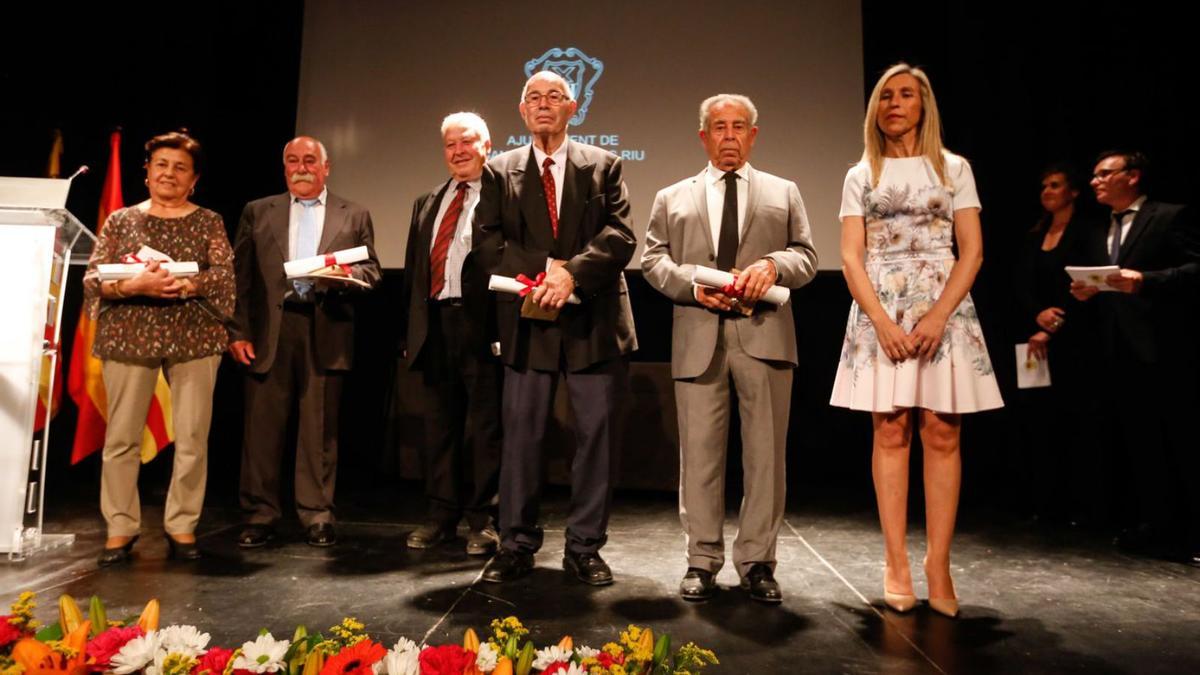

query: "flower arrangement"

left=0, top=594, right=717, bottom=675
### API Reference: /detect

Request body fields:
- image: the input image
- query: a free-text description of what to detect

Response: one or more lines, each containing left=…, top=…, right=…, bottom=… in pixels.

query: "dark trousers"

left=419, top=301, right=502, bottom=530
left=500, top=356, right=628, bottom=555
left=239, top=304, right=343, bottom=527
left=1108, top=356, right=1173, bottom=532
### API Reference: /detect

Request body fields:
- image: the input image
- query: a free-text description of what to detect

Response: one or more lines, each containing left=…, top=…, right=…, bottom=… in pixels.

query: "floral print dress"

left=830, top=154, right=1003, bottom=413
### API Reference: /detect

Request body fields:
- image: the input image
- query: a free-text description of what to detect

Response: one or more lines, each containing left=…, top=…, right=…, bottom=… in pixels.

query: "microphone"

left=68, top=165, right=90, bottom=181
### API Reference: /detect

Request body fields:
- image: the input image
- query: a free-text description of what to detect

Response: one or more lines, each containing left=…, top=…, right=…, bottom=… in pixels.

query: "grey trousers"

left=675, top=318, right=792, bottom=578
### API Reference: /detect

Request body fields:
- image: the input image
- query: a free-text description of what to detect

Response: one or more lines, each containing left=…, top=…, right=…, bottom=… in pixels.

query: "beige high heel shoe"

left=883, top=589, right=917, bottom=612
left=928, top=597, right=959, bottom=618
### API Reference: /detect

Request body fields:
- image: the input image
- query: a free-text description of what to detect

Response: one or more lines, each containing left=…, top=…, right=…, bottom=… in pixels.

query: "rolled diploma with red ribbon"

left=691, top=265, right=790, bottom=306
left=97, top=261, right=199, bottom=280
left=488, top=274, right=580, bottom=304
left=284, top=246, right=369, bottom=278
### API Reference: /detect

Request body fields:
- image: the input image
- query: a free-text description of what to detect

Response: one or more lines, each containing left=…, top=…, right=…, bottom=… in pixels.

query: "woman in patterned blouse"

left=82, top=131, right=235, bottom=566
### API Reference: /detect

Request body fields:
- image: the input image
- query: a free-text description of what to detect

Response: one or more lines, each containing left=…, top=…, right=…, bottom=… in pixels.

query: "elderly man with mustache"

left=228, top=136, right=381, bottom=548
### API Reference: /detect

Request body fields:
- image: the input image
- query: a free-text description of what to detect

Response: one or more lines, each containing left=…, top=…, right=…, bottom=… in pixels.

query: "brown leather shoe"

left=740, top=563, right=782, bottom=604
left=679, top=567, right=717, bottom=601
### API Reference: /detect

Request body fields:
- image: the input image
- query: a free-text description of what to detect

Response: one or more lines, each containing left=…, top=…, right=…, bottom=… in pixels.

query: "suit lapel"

left=689, top=170, right=715, bottom=258
left=1118, top=200, right=1154, bottom=265
left=318, top=193, right=348, bottom=253
left=267, top=194, right=291, bottom=263
left=558, top=142, right=593, bottom=255
left=516, top=147, right=556, bottom=251
left=739, top=166, right=762, bottom=260
left=415, top=181, right=451, bottom=289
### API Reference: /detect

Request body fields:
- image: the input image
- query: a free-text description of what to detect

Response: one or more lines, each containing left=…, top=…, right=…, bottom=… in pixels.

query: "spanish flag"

left=66, top=130, right=175, bottom=464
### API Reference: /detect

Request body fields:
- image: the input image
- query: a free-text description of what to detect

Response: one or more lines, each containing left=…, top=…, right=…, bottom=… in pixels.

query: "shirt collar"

left=532, top=138, right=569, bottom=170
left=705, top=161, right=751, bottom=185
left=291, top=186, right=328, bottom=205
left=1127, top=195, right=1147, bottom=213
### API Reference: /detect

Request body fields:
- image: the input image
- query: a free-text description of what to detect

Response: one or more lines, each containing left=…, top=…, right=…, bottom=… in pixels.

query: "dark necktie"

left=1109, top=209, right=1132, bottom=264
left=716, top=171, right=740, bottom=271
left=429, top=182, right=468, bottom=298
left=542, top=157, right=559, bottom=238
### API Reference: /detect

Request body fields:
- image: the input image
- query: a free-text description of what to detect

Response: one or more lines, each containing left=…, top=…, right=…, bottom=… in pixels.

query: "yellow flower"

left=8, top=592, right=39, bottom=632
left=601, top=643, right=623, bottom=659
left=160, top=653, right=197, bottom=675
left=618, top=626, right=642, bottom=651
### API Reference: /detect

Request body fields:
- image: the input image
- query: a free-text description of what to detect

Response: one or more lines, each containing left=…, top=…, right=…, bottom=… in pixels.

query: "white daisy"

left=562, top=664, right=587, bottom=675
left=158, top=625, right=211, bottom=658
left=574, top=645, right=599, bottom=660
left=231, top=633, right=291, bottom=673
left=474, top=642, right=498, bottom=673
left=376, top=647, right=419, bottom=675
left=110, top=631, right=162, bottom=675
left=532, top=645, right=572, bottom=670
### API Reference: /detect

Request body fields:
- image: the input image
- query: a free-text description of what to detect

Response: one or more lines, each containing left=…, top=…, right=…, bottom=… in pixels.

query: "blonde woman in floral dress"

left=830, top=64, right=1003, bottom=617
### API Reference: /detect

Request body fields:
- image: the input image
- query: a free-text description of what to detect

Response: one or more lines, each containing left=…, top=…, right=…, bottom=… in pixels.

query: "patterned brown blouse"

left=82, top=205, right=235, bottom=361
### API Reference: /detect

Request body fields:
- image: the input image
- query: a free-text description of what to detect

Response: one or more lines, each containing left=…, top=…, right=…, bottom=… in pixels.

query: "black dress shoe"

left=165, top=535, right=202, bottom=561
left=406, top=522, right=454, bottom=549
left=237, top=524, right=274, bottom=549
left=563, top=551, right=614, bottom=586
left=307, top=522, right=337, bottom=547
left=1187, top=551, right=1200, bottom=568
left=465, top=526, right=500, bottom=556
left=679, top=567, right=717, bottom=601
left=97, top=535, right=139, bottom=567
left=740, top=563, right=783, bottom=604
left=482, top=548, right=534, bottom=583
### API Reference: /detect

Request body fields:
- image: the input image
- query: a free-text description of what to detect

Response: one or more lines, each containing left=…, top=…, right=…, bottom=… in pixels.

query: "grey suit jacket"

left=641, top=166, right=818, bottom=379
left=229, top=191, right=382, bottom=374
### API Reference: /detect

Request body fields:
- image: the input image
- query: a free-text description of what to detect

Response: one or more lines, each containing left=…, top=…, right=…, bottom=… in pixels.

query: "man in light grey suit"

left=641, top=94, right=817, bottom=603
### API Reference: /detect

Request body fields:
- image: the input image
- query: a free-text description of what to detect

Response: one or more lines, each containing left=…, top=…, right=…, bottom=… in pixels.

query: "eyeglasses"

left=524, top=90, right=569, bottom=107
left=1091, top=167, right=1128, bottom=181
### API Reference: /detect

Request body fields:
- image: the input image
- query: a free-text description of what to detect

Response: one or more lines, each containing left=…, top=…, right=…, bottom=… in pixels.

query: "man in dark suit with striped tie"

left=1071, top=150, right=1200, bottom=566
left=399, top=113, right=502, bottom=556
left=472, top=71, right=637, bottom=584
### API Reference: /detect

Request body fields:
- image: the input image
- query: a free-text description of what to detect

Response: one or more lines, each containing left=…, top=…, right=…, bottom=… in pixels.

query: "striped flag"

left=66, top=130, right=175, bottom=464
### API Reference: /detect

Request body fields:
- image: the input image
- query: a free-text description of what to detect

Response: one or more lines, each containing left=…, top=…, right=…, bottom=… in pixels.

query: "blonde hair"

left=862, top=63, right=947, bottom=188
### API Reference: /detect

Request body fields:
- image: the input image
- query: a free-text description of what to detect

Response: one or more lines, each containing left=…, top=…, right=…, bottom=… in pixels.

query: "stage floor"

left=3, top=489, right=1198, bottom=674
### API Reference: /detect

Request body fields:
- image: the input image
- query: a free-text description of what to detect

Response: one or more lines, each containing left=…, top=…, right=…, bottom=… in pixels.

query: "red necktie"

left=429, top=182, right=468, bottom=298
left=542, top=157, right=559, bottom=238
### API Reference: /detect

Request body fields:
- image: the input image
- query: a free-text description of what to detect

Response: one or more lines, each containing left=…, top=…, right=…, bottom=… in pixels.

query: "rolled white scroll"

left=285, top=246, right=369, bottom=278
left=691, top=265, right=790, bottom=306
left=488, top=274, right=580, bottom=304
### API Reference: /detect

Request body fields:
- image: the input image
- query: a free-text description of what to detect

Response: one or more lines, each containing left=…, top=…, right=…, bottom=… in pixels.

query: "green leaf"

left=35, top=623, right=63, bottom=642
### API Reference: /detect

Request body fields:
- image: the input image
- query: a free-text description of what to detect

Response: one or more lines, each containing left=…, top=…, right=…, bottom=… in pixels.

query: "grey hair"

left=698, top=94, right=758, bottom=131
left=283, top=136, right=328, bottom=163
left=441, top=112, right=491, bottom=145
left=520, top=70, right=575, bottom=104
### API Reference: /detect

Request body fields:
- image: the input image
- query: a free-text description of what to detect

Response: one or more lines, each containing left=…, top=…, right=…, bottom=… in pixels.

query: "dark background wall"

left=3, top=2, right=1194, bottom=518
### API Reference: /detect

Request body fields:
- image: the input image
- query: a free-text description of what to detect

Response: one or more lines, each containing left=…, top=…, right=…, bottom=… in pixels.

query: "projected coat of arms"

left=524, top=47, right=604, bottom=127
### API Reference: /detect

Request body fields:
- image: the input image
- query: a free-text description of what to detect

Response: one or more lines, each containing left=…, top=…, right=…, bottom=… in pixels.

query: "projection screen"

left=297, top=0, right=863, bottom=269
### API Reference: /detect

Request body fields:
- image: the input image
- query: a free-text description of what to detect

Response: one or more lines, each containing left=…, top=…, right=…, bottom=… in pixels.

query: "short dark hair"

left=1039, top=162, right=1084, bottom=193
left=1095, top=149, right=1148, bottom=192
left=145, top=130, right=204, bottom=174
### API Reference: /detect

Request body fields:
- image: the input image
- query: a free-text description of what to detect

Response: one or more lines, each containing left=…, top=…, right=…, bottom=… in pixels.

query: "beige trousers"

left=100, top=355, right=221, bottom=537
left=675, top=318, right=792, bottom=578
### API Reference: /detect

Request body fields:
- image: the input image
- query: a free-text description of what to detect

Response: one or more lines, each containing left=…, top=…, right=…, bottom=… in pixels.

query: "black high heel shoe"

left=97, top=535, right=139, bottom=567
left=165, top=534, right=202, bottom=561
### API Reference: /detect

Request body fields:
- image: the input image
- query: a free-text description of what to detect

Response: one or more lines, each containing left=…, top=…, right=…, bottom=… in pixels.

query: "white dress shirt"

left=288, top=186, right=328, bottom=260
left=705, top=162, right=750, bottom=257
left=1107, top=194, right=1147, bottom=252
left=532, top=139, right=568, bottom=217
left=429, top=178, right=481, bottom=300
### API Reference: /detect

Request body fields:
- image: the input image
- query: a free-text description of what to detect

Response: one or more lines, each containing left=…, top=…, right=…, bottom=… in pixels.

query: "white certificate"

left=488, top=275, right=580, bottom=304
left=1015, top=343, right=1051, bottom=389
left=691, top=266, right=790, bottom=306
left=1065, top=265, right=1120, bottom=292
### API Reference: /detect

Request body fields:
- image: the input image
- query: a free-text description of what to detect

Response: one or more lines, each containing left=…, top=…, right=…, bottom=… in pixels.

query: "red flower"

left=0, top=616, right=23, bottom=648
left=417, top=645, right=474, bottom=675
left=85, top=625, right=144, bottom=671
left=541, top=662, right=572, bottom=675
left=192, top=647, right=234, bottom=675
left=597, top=652, right=626, bottom=668
left=320, top=640, right=386, bottom=675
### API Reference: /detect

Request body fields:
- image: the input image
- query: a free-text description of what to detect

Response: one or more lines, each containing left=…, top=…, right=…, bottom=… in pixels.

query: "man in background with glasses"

left=472, top=70, right=637, bottom=585
left=1071, top=149, right=1200, bottom=567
